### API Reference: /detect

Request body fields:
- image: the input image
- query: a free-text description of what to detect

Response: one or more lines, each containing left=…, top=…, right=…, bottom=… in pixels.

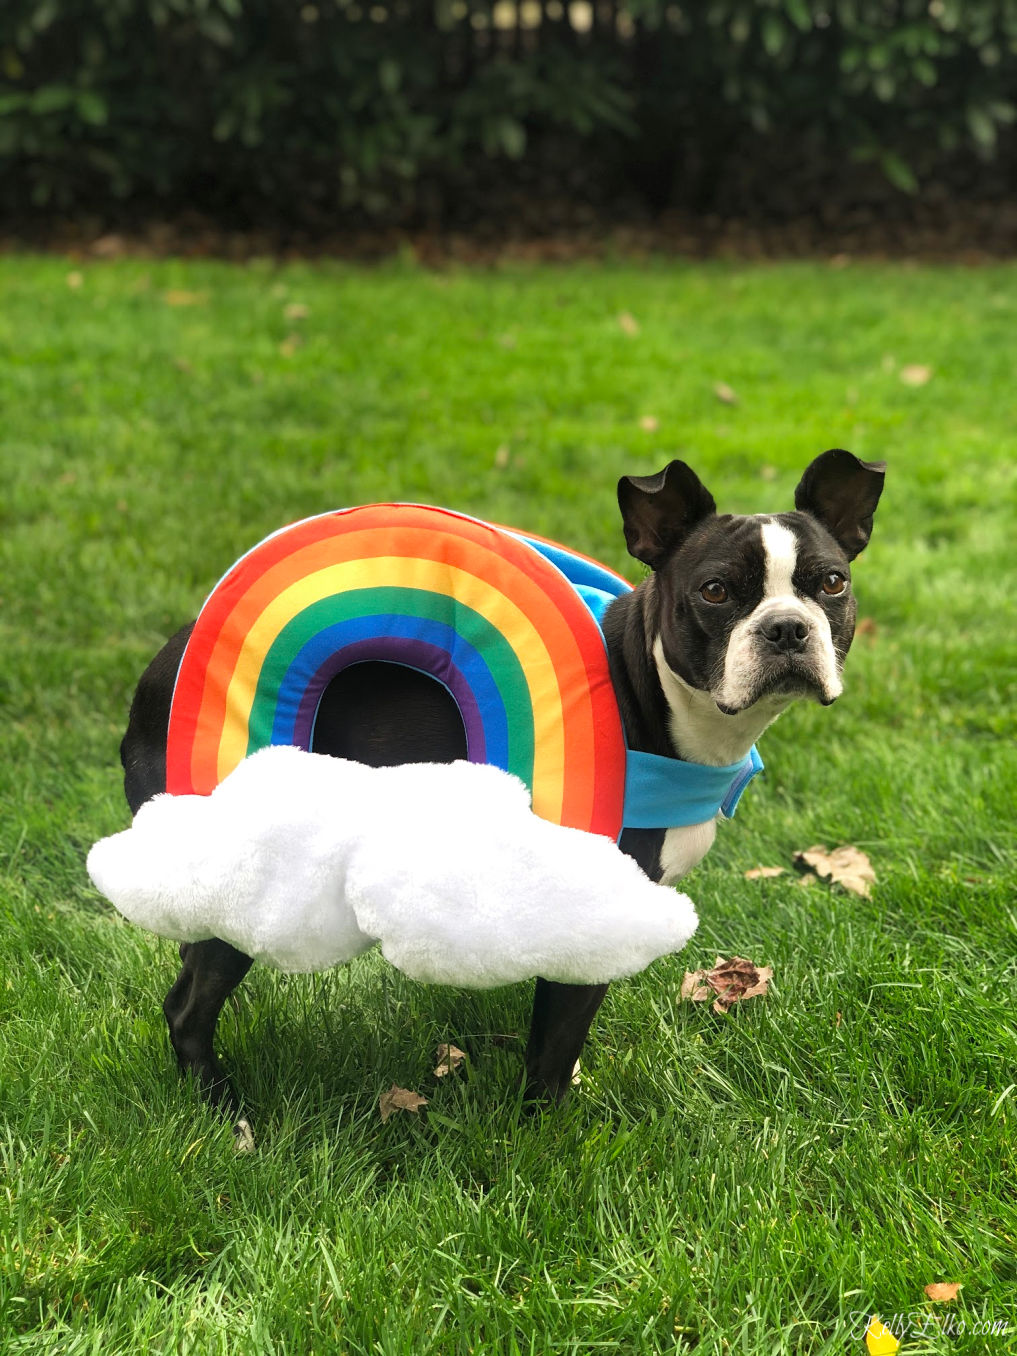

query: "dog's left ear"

left=794, top=449, right=886, bottom=560
left=618, top=460, right=717, bottom=569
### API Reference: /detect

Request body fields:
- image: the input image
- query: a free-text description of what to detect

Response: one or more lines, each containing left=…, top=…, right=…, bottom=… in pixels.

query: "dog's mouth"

left=714, top=657, right=839, bottom=716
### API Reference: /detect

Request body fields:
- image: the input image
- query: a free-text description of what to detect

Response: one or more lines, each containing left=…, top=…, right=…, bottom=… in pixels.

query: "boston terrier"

left=119, top=448, right=884, bottom=1130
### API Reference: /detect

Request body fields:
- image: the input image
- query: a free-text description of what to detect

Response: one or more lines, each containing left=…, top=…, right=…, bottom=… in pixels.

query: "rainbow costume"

left=166, top=505, right=762, bottom=840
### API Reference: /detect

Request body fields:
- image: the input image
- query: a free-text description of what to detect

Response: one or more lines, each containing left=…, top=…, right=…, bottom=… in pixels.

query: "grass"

left=1, top=253, right=1015, bottom=1354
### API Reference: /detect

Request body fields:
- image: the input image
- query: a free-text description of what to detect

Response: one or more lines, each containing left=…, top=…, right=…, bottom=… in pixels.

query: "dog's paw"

left=232, top=1118, right=256, bottom=1154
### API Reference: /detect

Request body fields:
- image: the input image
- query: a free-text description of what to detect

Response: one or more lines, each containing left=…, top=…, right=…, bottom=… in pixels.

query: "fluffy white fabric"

left=87, top=746, right=698, bottom=987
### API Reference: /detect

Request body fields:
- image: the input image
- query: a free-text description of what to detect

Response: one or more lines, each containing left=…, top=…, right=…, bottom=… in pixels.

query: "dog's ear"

left=618, top=461, right=717, bottom=569
left=794, top=449, right=886, bottom=560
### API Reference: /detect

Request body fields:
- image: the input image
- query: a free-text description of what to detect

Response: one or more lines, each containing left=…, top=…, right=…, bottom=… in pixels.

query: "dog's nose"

left=761, top=616, right=811, bottom=654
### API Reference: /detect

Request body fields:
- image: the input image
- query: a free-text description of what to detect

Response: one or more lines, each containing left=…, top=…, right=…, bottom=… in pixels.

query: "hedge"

left=1, top=1, right=1015, bottom=225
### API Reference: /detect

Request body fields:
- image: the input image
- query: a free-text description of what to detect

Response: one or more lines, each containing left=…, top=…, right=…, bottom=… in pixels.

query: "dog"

left=120, top=448, right=884, bottom=1129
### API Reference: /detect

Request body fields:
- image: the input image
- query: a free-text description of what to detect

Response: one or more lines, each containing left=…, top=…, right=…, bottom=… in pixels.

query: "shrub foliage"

left=1, top=1, right=1015, bottom=223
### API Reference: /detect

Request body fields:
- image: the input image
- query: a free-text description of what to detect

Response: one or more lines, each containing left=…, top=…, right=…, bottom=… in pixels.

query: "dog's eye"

left=700, top=580, right=728, bottom=604
left=821, top=571, right=847, bottom=596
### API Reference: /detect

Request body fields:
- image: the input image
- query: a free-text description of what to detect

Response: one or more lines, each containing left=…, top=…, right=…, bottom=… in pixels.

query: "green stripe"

left=246, top=586, right=535, bottom=782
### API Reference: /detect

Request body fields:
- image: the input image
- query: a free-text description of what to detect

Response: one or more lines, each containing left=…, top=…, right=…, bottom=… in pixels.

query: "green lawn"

left=1, top=255, right=1015, bottom=1355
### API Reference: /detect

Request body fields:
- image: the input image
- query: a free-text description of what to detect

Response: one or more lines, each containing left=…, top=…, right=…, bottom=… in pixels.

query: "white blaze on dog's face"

left=618, top=450, right=885, bottom=759
left=712, top=515, right=846, bottom=715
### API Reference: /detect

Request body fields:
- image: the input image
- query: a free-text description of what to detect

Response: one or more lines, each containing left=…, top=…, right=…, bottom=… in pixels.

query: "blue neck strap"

left=622, top=745, right=764, bottom=830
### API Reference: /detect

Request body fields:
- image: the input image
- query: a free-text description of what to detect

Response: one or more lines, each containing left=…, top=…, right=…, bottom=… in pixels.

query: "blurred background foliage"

left=1, top=0, right=1015, bottom=227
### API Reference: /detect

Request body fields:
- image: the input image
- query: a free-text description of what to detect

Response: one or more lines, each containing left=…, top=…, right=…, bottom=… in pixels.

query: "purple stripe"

left=294, top=637, right=487, bottom=757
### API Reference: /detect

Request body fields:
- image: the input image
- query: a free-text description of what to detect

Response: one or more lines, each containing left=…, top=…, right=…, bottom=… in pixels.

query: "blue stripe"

left=270, top=614, right=510, bottom=766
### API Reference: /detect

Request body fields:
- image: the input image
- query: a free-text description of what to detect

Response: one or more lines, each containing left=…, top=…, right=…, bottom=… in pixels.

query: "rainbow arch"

left=165, top=505, right=631, bottom=838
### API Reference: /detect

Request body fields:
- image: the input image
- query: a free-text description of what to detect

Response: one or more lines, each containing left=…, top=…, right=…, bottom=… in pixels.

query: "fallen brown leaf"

left=66, top=271, right=84, bottom=290
left=639, top=415, right=659, bottom=432
left=279, top=333, right=303, bottom=357
left=164, top=289, right=208, bottom=307
left=924, top=1282, right=960, bottom=1302
left=793, top=844, right=875, bottom=898
left=713, top=381, right=739, bottom=405
left=378, top=1084, right=428, bottom=1122
left=617, top=311, right=640, bottom=336
left=744, top=866, right=786, bottom=880
left=434, top=1044, right=467, bottom=1078
left=681, top=955, right=773, bottom=1015
left=856, top=616, right=879, bottom=639
left=899, top=363, right=932, bottom=386
left=284, top=301, right=310, bottom=321
left=493, top=444, right=511, bottom=469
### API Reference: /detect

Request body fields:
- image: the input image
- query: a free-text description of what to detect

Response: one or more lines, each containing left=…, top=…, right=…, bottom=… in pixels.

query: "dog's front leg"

left=523, top=978, right=609, bottom=1104
left=163, top=937, right=255, bottom=1149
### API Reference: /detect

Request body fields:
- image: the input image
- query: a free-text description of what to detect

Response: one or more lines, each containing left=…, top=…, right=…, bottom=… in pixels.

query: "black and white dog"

left=121, top=448, right=884, bottom=1126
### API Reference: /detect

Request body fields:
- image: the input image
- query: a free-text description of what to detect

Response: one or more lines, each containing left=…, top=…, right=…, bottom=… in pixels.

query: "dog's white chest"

left=658, top=818, right=718, bottom=885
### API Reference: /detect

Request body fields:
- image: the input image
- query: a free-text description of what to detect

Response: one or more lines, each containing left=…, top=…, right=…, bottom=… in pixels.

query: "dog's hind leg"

left=524, top=979, right=609, bottom=1104
left=163, top=938, right=254, bottom=1149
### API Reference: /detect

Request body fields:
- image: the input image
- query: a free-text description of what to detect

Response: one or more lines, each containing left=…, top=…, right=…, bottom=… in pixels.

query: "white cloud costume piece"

left=88, top=746, right=699, bottom=987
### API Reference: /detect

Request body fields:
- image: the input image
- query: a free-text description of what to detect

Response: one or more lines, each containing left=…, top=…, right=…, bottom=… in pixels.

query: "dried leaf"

left=66, top=271, right=83, bottom=290
left=713, top=381, right=739, bottom=405
left=924, top=1282, right=961, bottom=1302
left=232, top=1118, right=256, bottom=1154
left=284, top=301, right=309, bottom=321
left=163, top=289, right=208, bottom=307
left=378, top=1084, right=428, bottom=1122
left=794, top=844, right=875, bottom=898
left=680, top=970, right=709, bottom=1002
left=639, top=415, right=659, bottom=432
left=571, top=1059, right=582, bottom=1087
left=434, top=1044, right=467, bottom=1078
left=899, top=363, right=932, bottom=386
left=681, top=956, right=773, bottom=1014
left=617, top=311, right=640, bottom=336
left=493, top=444, right=510, bottom=469
left=856, top=616, right=879, bottom=638
left=759, top=465, right=778, bottom=481
left=744, top=866, right=786, bottom=880
left=279, top=333, right=303, bottom=357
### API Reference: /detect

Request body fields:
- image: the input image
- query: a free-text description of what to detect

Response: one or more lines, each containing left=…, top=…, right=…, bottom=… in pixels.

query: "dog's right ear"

left=618, top=461, right=717, bottom=569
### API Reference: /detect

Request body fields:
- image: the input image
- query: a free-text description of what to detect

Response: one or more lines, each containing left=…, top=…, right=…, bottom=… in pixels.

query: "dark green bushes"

left=1, top=1, right=1014, bottom=224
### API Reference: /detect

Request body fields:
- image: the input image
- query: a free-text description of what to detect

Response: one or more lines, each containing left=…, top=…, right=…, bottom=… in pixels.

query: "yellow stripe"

left=217, top=557, right=566, bottom=822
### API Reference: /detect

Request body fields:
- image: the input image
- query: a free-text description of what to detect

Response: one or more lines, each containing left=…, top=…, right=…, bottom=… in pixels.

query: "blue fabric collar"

left=622, top=745, right=764, bottom=830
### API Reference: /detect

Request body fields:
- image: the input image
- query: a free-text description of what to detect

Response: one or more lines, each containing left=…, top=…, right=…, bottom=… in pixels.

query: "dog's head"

left=618, top=449, right=886, bottom=716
